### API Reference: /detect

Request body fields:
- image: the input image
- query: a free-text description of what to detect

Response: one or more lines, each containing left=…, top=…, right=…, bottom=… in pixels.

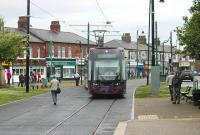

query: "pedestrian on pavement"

left=18, top=74, right=24, bottom=87
left=166, top=72, right=175, bottom=101
left=6, top=69, right=12, bottom=86
left=172, top=71, right=182, bottom=104
left=30, top=73, right=37, bottom=89
left=73, top=72, right=80, bottom=86
left=50, top=75, right=60, bottom=105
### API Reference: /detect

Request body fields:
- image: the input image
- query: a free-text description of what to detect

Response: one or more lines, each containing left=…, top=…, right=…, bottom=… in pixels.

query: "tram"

left=86, top=47, right=127, bottom=96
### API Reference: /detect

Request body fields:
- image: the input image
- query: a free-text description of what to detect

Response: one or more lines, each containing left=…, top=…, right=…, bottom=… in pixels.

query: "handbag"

left=56, top=87, right=61, bottom=94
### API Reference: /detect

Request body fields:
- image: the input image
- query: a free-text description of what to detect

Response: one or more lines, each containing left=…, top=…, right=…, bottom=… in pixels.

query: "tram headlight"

left=115, top=82, right=120, bottom=86
left=92, top=82, right=99, bottom=86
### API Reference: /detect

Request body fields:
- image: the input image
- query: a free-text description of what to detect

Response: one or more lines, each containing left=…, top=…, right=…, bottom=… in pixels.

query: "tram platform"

left=114, top=98, right=200, bottom=135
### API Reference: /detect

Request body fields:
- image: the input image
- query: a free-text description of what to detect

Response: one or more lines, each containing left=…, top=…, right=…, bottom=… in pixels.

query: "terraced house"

left=6, top=16, right=96, bottom=83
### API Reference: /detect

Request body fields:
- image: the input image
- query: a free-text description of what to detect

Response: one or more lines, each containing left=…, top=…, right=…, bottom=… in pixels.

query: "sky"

left=0, top=0, right=193, bottom=45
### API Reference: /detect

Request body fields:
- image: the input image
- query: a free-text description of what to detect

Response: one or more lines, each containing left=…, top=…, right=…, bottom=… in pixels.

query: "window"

left=68, top=47, right=72, bottom=58
left=58, top=46, right=61, bottom=58
left=36, top=47, right=40, bottom=58
left=49, top=46, right=54, bottom=58
left=62, top=47, right=65, bottom=58
left=30, top=48, right=32, bottom=58
left=85, top=48, right=88, bottom=56
left=24, top=50, right=26, bottom=58
left=81, top=48, right=83, bottom=58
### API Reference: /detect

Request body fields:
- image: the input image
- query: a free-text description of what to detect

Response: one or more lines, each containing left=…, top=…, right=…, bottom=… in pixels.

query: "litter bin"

left=160, top=75, right=166, bottom=82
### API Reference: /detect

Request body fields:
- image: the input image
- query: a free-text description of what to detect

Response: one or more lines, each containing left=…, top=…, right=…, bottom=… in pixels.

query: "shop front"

left=46, top=58, right=77, bottom=79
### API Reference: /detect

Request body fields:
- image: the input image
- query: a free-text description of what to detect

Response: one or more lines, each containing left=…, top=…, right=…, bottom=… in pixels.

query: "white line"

left=113, top=122, right=127, bottom=135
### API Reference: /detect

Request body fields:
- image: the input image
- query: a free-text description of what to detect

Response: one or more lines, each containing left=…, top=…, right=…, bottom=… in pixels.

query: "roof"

left=105, top=39, right=176, bottom=53
left=5, top=27, right=96, bottom=45
left=104, top=40, right=149, bottom=51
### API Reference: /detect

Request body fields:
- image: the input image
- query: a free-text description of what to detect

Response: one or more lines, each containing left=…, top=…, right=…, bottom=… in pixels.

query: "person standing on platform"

left=172, top=71, right=182, bottom=104
left=166, top=72, right=175, bottom=101
left=73, top=72, right=80, bottom=86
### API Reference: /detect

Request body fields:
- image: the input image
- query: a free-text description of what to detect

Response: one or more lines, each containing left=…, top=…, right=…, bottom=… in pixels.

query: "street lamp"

left=76, top=40, right=83, bottom=85
left=162, top=39, right=169, bottom=75
left=151, top=0, right=165, bottom=66
left=170, top=31, right=173, bottom=72
left=136, top=28, right=144, bottom=78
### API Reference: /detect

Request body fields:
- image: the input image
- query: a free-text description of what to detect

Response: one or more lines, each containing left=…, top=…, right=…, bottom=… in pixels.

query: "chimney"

left=50, top=21, right=60, bottom=32
left=137, top=35, right=147, bottom=45
left=121, top=33, right=131, bottom=43
left=18, top=16, right=28, bottom=29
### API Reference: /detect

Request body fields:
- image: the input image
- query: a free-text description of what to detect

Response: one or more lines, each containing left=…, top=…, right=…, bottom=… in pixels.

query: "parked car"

left=180, top=70, right=193, bottom=81
left=192, top=71, right=200, bottom=77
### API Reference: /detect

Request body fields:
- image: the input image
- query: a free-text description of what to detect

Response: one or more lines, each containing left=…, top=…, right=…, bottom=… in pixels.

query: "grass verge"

left=0, top=81, right=76, bottom=105
left=0, top=87, right=49, bottom=105
left=135, top=82, right=171, bottom=98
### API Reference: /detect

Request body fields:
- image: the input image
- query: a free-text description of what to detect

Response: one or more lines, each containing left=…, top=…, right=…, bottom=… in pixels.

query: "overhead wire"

left=30, top=1, right=60, bottom=21
left=95, top=0, right=109, bottom=22
left=30, top=1, right=92, bottom=37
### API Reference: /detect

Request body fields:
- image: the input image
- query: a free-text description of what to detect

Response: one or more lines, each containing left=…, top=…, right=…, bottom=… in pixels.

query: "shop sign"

left=46, top=61, right=76, bottom=66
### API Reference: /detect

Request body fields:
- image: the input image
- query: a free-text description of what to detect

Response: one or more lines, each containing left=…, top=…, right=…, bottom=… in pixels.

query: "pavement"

left=114, top=98, right=200, bottom=135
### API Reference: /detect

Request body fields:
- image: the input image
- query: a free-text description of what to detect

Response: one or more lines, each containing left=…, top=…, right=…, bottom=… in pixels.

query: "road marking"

left=138, top=115, right=159, bottom=120
left=113, top=122, right=127, bottom=135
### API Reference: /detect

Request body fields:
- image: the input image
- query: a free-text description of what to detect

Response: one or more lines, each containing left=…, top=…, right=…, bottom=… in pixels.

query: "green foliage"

left=0, top=17, right=26, bottom=64
left=176, top=0, right=200, bottom=59
left=190, top=0, right=200, bottom=13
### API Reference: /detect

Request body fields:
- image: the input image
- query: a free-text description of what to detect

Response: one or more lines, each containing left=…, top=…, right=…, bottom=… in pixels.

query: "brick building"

left=7, top=16, right=96, bottom=82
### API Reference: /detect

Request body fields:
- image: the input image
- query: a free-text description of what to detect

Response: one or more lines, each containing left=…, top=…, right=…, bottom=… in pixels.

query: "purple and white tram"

left=87, top=47, right=126, bottom=96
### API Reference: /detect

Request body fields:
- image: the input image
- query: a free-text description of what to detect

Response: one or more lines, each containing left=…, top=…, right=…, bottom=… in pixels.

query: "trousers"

left=173, top=87, right=180, bottom=104
left=51, top=90, right=57, bottom=104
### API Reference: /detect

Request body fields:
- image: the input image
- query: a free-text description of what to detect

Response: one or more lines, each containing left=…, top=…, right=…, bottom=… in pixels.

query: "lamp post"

left=76, top=40, right=83, bottom=85
left=128, top=51, right=131, bottom=79
left=170, top=31, right=173, bottom=72
left=162, top=39, right=169, bottom=75
left=50, top=37, right=54, bottom=81
left=150, top=0, right=164, bottom=93
left=136, top=29, right=144, bottom=78
left=80, top=43, right=83, bottom=85
left=151, top=0, right=165, bottom=67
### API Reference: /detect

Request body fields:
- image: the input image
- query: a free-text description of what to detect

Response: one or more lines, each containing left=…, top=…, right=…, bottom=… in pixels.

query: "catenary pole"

left=25, top=0, right=30, bottom=93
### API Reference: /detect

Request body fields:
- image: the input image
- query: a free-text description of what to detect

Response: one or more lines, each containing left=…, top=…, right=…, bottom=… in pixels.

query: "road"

left=0, top=79, right=145, bottom=135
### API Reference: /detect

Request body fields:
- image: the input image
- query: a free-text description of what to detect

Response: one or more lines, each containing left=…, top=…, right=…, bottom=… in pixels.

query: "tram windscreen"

left=93, top=59, right=120, bottom=81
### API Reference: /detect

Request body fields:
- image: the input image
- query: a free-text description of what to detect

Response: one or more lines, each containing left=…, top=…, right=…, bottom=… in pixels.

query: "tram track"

left=43, top=98, right=117, bottom=135
left=43, top=99, right=93, bottom=135
left=92, top=99, right=117, bottom=135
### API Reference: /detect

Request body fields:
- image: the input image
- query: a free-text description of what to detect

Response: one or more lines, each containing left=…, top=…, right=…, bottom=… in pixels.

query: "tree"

left=176, top=0, right=200, bottom=59
left=176, top=0, right=200, bottom=72
left=0, top=18, right=26, bottom=64
left=0, top=17, right=26, bottom=86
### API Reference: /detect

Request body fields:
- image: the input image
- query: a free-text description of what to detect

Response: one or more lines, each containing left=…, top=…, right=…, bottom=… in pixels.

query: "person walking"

left=18, top=74, right=24, bottom=87
left=172, top=71, right=182, bottom=104
left=73, top=72, right=80, bottom=86
left=6, top=69, right=12, bottom=86
left=50, top=76, right=60, bottom=105
left=166, top=72, right=175, bottom=101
